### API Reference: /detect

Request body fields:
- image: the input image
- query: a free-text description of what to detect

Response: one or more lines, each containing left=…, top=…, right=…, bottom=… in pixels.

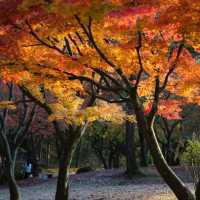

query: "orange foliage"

left=0, top=0, right=199, bottom=121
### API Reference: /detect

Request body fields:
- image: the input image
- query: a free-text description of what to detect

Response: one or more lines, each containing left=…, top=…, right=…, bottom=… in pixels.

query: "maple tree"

left=0, top=0, right=200, bottom=200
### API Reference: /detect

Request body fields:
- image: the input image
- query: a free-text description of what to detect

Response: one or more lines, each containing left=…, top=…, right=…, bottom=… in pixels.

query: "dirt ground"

left=0, top=167, right=194, bottom=200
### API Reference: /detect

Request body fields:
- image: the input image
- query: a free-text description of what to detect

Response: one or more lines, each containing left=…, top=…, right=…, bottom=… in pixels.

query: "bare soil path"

left=0, top=167, right=193, bottom=200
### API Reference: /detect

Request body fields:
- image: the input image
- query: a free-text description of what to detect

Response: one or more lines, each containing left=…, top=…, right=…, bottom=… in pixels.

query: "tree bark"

left=55, top=147, right=71, bottom=200
left=147, top=124, right=194, bottom=200
left=74, top=139, right=82, bottom=168
left=130, top=88, right=195, bottom=200
left=134, top=105, right=195, bottom=199
left=138, top=129, right=149, bottom=167
left=7, top=163, right=21, bottom=200
left=125, top=120, right=138, bottom=177
left=55, top=126, right=81, bottom=200
left=5, top=148, right=21, bottom=200
left=1, top=133, right=21, bottom=200
left=165, top=133, right=173, bottom=165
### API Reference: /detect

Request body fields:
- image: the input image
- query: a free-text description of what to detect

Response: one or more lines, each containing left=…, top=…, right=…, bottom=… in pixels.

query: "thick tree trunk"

left=55, top=148, right=71, bottom=200
left=139, top=129, right=149, bottom=167
left=125, top=120, right=138, bottom=177
left=55, top=126, right=81, bottom=200
left=4, top=146, right=21, bottom=200
left=5, top=150, right=21, bottom=200
left=7, top=164, right=21, bottom=200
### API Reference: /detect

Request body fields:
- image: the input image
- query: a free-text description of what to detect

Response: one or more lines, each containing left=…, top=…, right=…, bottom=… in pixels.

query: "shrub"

left=182, top=138, right=200, bottom=184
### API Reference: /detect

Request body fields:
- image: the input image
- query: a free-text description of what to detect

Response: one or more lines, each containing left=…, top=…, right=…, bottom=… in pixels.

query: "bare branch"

left=95, top=95, right=129, bottom=103
left=68, top=33, right=83, bottom=56
left=22, top=44, right=43, bottom=47
left=135, top=33, right=144, bottom=90
left=148, top=76, right=160, bottom=121
left=63, top=37, right=73, bottom=56
left=90, top=67, right=124, bottom=88
left=75, top=31, right=84, bottom=44
left=66, top=71, right=121, bottom=92
left=160, top=43, right=183, bottom=92
left=148, top=43, right=184, bottom=122
left=25, top=20, right=65, bottom=55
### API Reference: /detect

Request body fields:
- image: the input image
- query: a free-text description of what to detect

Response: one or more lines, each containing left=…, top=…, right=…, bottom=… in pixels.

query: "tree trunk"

left=196, top=180, right=200, bottom=200
left=55, top=148, right=71, bottom=200
left=55, top=126, right=81, bottom=200
left=113, top=152, right=120, bottom=168
left=131, top=92, right=195, bottom=200
left=139, top=129, right=149, bottom=167
left=74, top=139, right=82, bottom=168
left=46, top=142, right=50, bottom=168
left=7, top=164, right=21, bottom=200
left=125, top=120, right=138, bottom=177
left=4, top=145, right=21, bottom=200
left=108, top=152, right=113, bottom=169
left=147, top=124, right=194, bottom=200
left=32, top=157, right=39, bottom=177
left=97, top=150, right=108, bottom=169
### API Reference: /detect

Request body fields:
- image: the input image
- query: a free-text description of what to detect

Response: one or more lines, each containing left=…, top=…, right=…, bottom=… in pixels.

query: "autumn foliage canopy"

left=0, top=0, right=199, bottom=121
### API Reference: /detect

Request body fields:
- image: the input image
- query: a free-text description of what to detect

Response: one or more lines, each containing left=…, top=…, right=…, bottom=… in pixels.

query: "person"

left=24, top=160, right=32, bottom=178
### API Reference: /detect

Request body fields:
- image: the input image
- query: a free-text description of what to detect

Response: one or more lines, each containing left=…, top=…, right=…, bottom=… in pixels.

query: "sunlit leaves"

left=49, top=101, right=126, bottom=125
left=0, top=101, right=16, bottom=110
left=0, top=0, right=200, bottom=129
left=144, top=99, right=182, bottom=120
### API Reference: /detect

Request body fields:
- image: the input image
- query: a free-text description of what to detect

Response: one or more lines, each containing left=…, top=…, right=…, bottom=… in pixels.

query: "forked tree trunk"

left=147, top=123, right=195, bottom=200
left=134, top=103, right=195, bottom=200
left=130, top=89, right=195, bottom=200
left=55, top=128, right=80, bottom=200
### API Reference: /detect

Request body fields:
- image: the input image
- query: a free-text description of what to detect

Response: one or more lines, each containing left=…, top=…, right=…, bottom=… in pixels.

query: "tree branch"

left=74, top=15, right=132, bottom=90
left=25, top=20, right=65, bottom=55
left=135, top=31, right=144, bottom=90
